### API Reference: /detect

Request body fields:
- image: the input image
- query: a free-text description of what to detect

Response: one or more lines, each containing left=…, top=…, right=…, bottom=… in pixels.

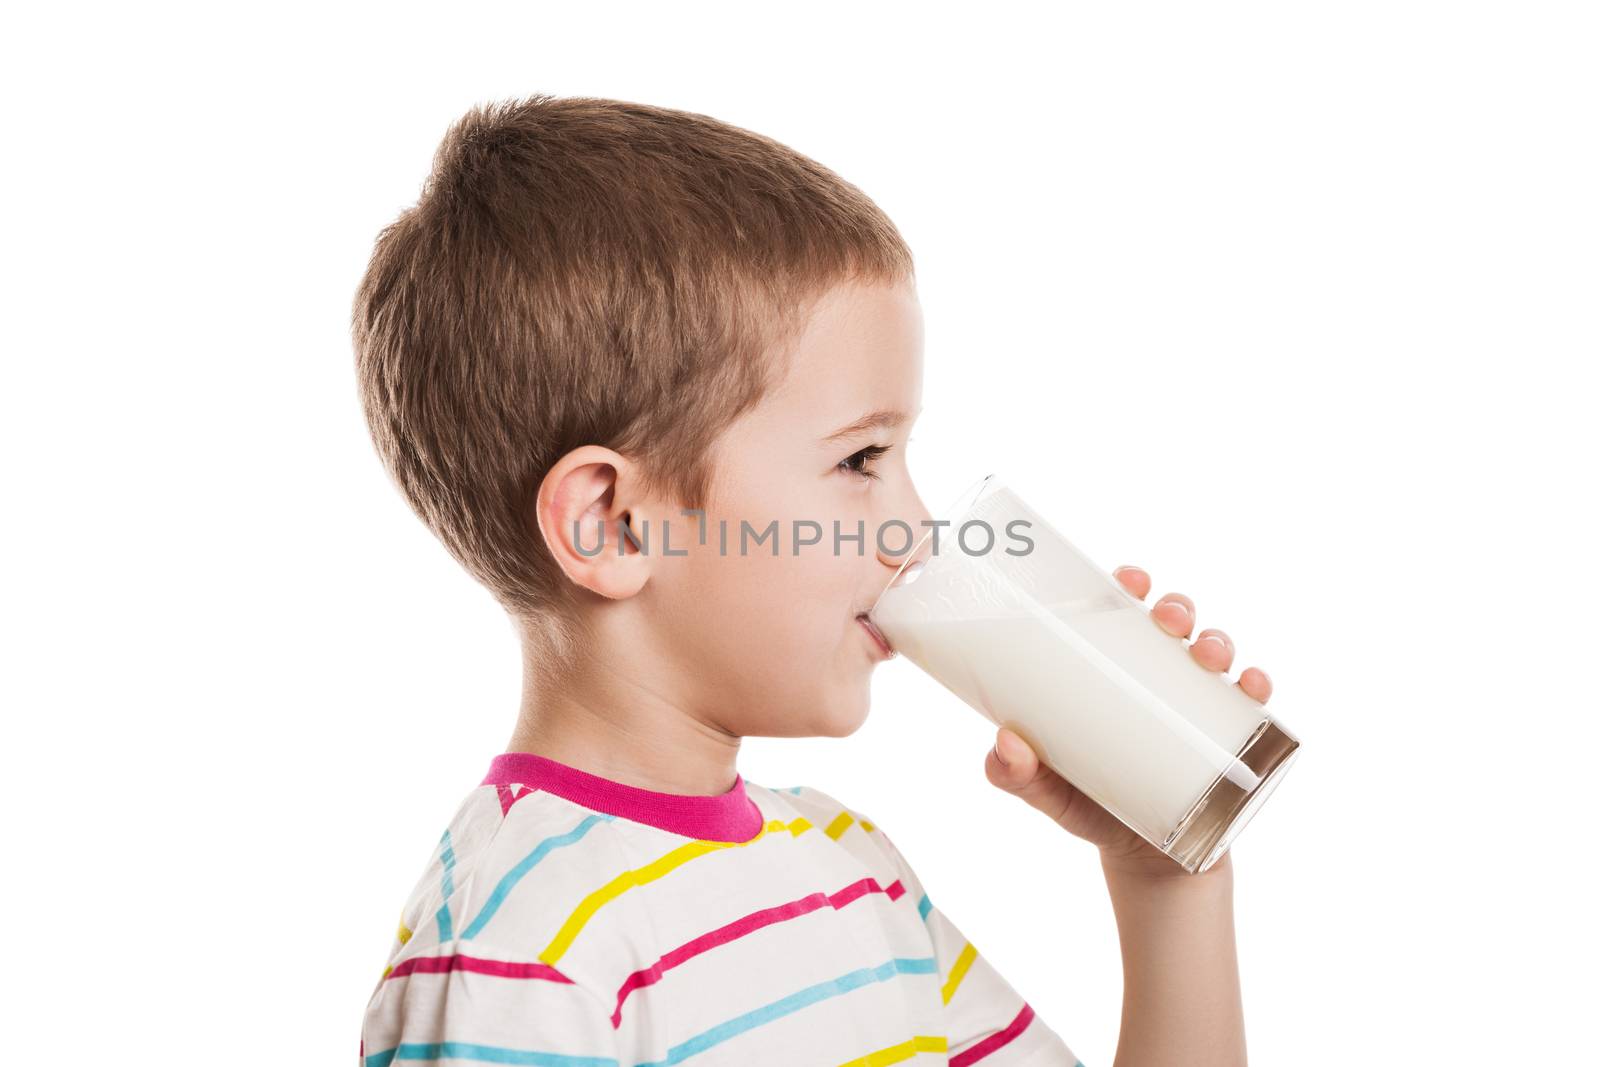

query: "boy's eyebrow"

left=820, top=407, right=920, bottom=444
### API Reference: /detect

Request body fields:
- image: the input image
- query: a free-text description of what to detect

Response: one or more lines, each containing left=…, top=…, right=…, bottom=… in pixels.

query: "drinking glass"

left=867, top=473, right=1301, bottom=873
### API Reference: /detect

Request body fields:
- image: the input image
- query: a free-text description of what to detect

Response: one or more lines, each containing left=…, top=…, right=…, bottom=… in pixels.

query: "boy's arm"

left=984, top=563, right=1268, bottom=1067
left=1101, top=851, right=1245, bottom=1067
left=989, top=725, right=1250, bottom=1067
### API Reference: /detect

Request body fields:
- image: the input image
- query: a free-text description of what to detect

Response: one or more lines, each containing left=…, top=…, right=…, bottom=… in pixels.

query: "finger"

left=1112, top=565, right=1151, bottom=600
left=1238, top=666, right=1273, bottom=704
left=985, top=727, right=1075, bottom=825
left=1191, top=627, right=1235, bottom=672
left=1152, top=592, right=1195, bottom=637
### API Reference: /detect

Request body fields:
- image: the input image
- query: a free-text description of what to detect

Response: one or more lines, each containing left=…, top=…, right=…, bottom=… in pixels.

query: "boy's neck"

left=507, top=658, right=745, bottom=798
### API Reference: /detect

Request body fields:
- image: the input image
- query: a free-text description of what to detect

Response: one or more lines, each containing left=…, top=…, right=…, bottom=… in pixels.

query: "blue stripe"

left=917, top=893, right=932, bottom=923
left=440, top=830, right=457, bottom=900
left=458, top=814, right=614, bottom=941
left=364, top=1042, right=617, bottom=1067
left=632, top=956, right=938, bottom=1067
left=437, top=829, right=458, bottom=942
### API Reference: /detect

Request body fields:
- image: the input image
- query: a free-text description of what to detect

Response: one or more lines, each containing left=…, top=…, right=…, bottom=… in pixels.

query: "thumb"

left=984, top=727, right=1077, bottom=826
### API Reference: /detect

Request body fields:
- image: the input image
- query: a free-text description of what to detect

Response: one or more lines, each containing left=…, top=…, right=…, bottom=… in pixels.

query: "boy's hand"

left=982, top=564, right=1273, bottom=877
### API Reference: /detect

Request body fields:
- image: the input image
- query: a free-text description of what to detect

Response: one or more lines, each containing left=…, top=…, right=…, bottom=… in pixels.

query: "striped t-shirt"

left=361, top=751, right=1083, bottom=1066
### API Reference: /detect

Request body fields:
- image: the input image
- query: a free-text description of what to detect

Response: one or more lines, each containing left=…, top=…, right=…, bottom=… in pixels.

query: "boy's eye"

left=838, top=444, right=890, bottom=481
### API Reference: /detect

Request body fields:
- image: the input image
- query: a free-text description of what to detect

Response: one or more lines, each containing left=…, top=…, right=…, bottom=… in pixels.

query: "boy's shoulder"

left=377, top=778, right=927, bottom=981
left=383, top=783, right=620, bottom=962
left=418, top=779, right=910, bottom=906
left=755, top=781, right=878, bottom=830
left=750, top=780, right=915, bottom=879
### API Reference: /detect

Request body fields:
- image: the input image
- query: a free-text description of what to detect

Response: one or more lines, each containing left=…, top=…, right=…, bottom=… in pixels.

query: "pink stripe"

left=495, top=783, right=518, bottom=816
left=608, top=876, right=905, bottom=1028
left=949, top=1001, right=1037, bottom=1066
left=386, top=952, right=576, bottom=984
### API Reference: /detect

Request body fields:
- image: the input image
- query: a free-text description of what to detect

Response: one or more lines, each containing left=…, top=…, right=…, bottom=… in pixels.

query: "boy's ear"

left=533, top=446, right=656, bottom=600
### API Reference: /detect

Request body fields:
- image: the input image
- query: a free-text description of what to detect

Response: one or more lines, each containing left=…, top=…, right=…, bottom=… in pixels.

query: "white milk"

left=869, top=483, right=1280, bottom=850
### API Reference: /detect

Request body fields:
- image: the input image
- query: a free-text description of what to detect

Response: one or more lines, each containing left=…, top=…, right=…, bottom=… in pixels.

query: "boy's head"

left=352, top=95, right=931, bottom=738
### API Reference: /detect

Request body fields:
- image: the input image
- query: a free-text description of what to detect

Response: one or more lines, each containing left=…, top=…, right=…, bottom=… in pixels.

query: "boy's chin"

left=811, top=690, right=871, bottom=739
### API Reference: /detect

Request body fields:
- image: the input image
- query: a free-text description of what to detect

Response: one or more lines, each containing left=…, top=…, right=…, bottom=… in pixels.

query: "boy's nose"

left=876, top=493, right=935, bottom=571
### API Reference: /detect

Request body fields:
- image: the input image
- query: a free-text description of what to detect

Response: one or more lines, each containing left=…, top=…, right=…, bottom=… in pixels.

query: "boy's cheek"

left=662, top=528, right=862, bottom=648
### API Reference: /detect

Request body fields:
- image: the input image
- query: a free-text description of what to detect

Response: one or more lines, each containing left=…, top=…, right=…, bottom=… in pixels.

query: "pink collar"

left=481, top=751, right=765, bottom=843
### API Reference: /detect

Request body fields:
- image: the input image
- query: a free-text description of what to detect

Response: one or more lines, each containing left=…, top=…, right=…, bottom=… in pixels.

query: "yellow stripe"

left=941, top=942, right=978, bottom=1004
left=825, top=809, right=879, bottom=840
left=396, top=919, right=412, bottom=945
left=834, top=1035, right=948, bottom=1066
left=537, top=818, right=810, bottom=965
left=380, top=964, right=393, bottom=980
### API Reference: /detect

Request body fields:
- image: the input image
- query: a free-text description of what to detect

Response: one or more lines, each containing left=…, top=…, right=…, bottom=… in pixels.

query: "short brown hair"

left=351, top=95, right=914, bottom=668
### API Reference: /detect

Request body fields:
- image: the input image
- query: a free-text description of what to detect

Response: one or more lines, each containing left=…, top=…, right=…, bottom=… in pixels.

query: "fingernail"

left=1199, top=633, right=1228, bottom=650
left=993, top=740, right=1010, bottom=767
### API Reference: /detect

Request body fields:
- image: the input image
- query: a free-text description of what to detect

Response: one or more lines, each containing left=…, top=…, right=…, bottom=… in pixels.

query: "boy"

left=351, top=95, right=1270, bottom=1067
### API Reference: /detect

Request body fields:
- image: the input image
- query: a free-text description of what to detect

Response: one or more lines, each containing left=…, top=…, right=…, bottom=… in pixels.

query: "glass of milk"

left=867, top=473, right=1301, bottom=874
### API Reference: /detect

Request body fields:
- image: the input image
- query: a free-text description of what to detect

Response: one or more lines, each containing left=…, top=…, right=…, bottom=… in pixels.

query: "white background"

left=4, top=2, right=1596, bottom=1063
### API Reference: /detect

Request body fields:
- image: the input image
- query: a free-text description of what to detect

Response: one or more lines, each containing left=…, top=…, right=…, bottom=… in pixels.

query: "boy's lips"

left=856, top=613, right=895, bottom=658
